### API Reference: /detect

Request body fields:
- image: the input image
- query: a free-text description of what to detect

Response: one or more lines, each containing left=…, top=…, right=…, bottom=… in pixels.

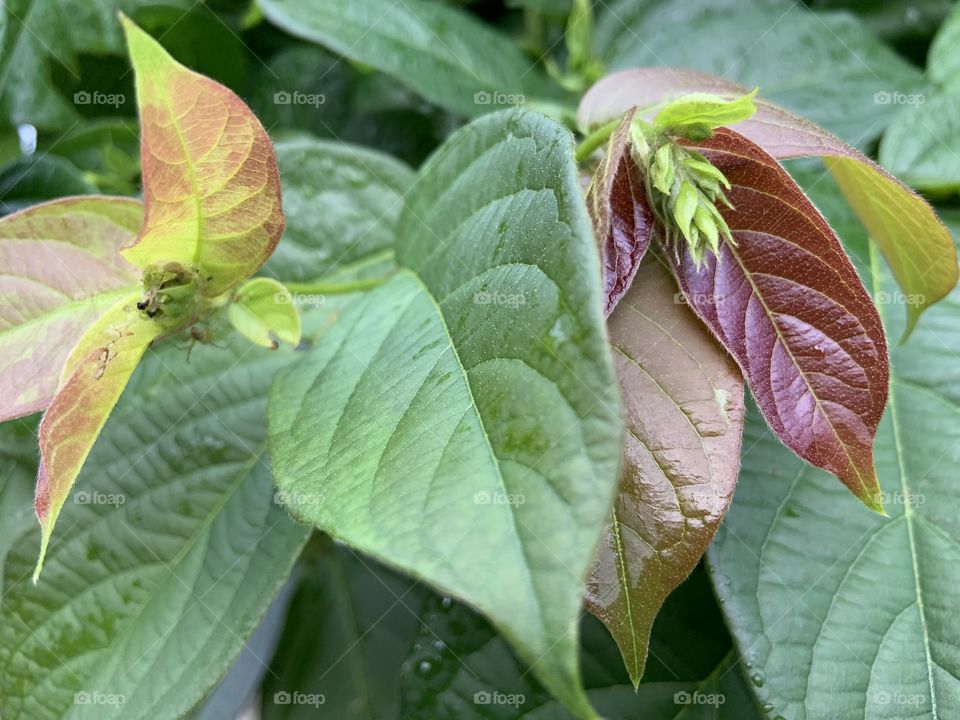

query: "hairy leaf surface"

left=587, top=257, right=744, bottom=686
left=269, top=110, right=622, bottom=719
left=666, top=129, right=888, bottom=510
left=0, top=197, right=142, bottom=422
left=579, top=68, right=958, bottom=337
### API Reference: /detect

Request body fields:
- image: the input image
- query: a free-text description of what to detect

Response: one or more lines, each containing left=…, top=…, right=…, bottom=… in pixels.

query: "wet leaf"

left=587, top=257, right=745, bottom=686
left=268, top=110, right=622, bottom=719
left=665, top=129, right=889, bottom=511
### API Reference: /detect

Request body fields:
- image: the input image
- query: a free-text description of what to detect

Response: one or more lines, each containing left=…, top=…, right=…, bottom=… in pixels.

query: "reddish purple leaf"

left=665, top=129, right=889, bottom=511
left=586, top=109, right=655, bottom=316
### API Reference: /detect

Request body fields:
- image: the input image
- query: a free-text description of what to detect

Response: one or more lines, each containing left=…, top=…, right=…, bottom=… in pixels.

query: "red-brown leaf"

left=665, top=129, right=889, bottom=511
left=586, top=109, right=655, bottom=316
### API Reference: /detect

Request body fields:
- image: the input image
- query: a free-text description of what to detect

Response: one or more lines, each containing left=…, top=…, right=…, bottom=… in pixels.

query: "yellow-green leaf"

left=119, top=15, right=284, bottom=297
left=33, top=294, right=164, bottom=581
left=228, top=277, right=301, bottom=348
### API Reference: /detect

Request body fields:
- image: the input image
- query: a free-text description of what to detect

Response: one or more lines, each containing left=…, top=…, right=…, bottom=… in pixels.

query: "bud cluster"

left=630, top=123, right=735, bottom=268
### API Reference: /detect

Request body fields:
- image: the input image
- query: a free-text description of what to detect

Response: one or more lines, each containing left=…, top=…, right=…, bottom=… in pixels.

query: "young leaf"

left=585, top=108, right=655, bottom=316
left=579, top=67, right=957, bottom=339
left=653, top=89, right=757, bottom=141
left=119, top=15, right=284, bottom=297
left=228, top=277, right=301, bottom=349
left=1, top=336, right=309, bottom=718
left=588, top=257, right=745, bottom=686
left=34, top=294, right=164, bottom=580
left=269, top=110, right=622, bottom=719
left=665, top=129, right=889, bottom=512
left=0, top=196, right=142, bottom=422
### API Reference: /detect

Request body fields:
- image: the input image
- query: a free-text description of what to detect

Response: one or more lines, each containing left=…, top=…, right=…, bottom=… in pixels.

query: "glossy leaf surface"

left=588, top=257, right=745, bottom=685
left=666, top=129, right=888, bottom=510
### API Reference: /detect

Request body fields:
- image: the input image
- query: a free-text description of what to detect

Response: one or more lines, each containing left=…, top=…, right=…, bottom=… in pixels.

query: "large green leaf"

left=265, top=139, right=414, bottom=283
left=398, top=565, right=762, bottom=719
left=261, top=540, right=429, bottom=720
left=256, top=0, right=553, bottom=118
left=0, top=0, right=189, bottom=130
left=879, top=93, right=960, bottom=194
left=268, top=109, right=622, bottom=719
left=928, top=0, right=960, bottom=92
left=708, top=198, right=960, bottom=717
left=594, top=1, right=924, bottom=146
left=0, top=336, right=309, bottom=719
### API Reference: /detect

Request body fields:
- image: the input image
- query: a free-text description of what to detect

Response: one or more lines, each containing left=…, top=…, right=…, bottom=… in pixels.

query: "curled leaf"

left=578, top=68, right=958, bottom=337
left=666, top=129, right=889, bottom=512
left=34, top=294, right=164, bottom=580
left=228, top=277, right=302, bottom=348
left=119, top=15, right=284, bottom=297
left=585, top=108, right=655, bottom=316
left=0, top=196, right=142, bottom=422
left=653, top=88, right=758, bottom=141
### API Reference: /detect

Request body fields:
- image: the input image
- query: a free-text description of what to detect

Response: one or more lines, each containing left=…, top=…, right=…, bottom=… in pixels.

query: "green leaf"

left=256, top=0, right=553, bottom=118
left=261, top=541, right=428, bottom=720
left=928, top=0, right=960, bottom=92
left=228, top=278, right=301, bottom=349
left=0, top=336, right=310, bottom=719
left=707, top=212, right=960, bottom=717
left=268, top=109, right=622, bottom=719
left=594, top=2, right=924, bottom=146
left=0, top=0, right=190, bottom=130
left=398, top=564, right=762, bottom=719
left=653, top=89, right=757, bottom=140
left=265, top=139, right=414, bottom=283
left=878, top=93, right=960, bottom=193
left=0, top=156, right=99, bottom=213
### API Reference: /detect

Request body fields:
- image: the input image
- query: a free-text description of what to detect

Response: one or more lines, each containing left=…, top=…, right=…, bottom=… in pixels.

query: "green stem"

left=285, top=275, right=389, bottom=295
left=574, top=118, right=619, bottom=164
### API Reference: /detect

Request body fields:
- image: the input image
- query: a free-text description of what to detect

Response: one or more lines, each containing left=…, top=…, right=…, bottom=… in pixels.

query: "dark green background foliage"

left=2, top=1, right=960, bottom=718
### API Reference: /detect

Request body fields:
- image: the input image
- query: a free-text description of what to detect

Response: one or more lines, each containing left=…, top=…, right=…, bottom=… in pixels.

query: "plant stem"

left=285, top=275, right=389, bottom=295
left=574, top=118, right=619, bottom=164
